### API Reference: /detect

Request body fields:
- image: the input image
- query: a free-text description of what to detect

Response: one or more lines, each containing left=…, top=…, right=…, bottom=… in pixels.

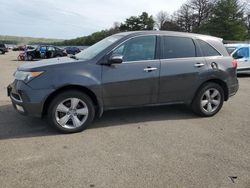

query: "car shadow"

left=0, top=104, right=198, bottom=140
left=0, top=104, right=57, bottom=140
left=91, top=105, right=197, bottom=129
left=11, top=60, right=38, bottom=62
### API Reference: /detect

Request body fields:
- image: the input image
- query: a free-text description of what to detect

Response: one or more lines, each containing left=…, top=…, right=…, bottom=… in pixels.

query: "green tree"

left=161, top=20, right=182, bottom=31
left=55, top=23, right=121, bottom=46
left=175, top=4, right=196, bottom=32
left=120, top=12, right=155, bottom=31
left=189, top=0, right=214, bottom=28
left=155, top=11, right=169, bottom=30
left=202, top=0, right=247, bottom=40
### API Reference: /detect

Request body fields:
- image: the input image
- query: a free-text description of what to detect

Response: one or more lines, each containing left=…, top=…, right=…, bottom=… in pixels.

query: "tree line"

left=55, top=0, right=250, bottom=46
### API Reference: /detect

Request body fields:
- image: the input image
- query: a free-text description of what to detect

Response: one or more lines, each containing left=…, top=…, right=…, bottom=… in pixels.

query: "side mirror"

left=236, top=54, right=244, bottom=59
left=108, top=55, right=123, bottom=64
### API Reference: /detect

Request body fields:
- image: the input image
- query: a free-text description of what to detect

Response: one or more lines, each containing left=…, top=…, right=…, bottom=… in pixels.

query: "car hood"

left=18, top=57, right=79, bottom=71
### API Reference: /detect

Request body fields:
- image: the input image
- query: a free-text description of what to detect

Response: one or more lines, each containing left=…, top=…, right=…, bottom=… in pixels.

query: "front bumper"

left=8, top=80, right=53, bottom=117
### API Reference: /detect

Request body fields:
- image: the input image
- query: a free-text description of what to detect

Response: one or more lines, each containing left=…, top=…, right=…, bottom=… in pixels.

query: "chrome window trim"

left=159, top=55, right=222, bottom=61
left=122, top=59, right=160, bottom=64
left=107, top=34, right=224, bottom=64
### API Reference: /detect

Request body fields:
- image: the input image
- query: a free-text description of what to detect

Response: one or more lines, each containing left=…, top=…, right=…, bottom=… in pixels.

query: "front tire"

left=192, top=82, right=224, bottom=117
left=48, top=90, right=95, bottom=133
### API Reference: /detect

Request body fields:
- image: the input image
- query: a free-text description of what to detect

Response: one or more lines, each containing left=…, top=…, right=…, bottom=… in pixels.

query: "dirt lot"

left=0, top=51, right=250, bottom=188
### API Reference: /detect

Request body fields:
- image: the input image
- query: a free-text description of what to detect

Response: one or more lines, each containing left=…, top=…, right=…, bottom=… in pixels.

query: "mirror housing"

left=108, top=55, right=123, bottom=64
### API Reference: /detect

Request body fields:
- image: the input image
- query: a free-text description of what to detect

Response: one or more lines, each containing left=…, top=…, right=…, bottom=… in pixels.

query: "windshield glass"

left=75, top=35, right=123, bottom=60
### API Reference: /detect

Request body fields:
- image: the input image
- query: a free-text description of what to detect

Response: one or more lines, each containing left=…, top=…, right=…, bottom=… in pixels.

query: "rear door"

left=158, top=36, right=208, bottom=103
left=102, top=35, right=160, bottom=108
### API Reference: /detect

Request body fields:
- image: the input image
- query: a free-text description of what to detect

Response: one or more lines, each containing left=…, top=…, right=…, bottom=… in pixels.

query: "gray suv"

left=8, top=31, right=239, bottom=133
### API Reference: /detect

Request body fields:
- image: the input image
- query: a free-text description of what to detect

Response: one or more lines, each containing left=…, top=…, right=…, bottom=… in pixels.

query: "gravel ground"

left=0, top=52, right=250, bottom=188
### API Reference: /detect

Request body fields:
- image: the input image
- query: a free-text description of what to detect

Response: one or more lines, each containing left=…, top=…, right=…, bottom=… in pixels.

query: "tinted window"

left=112, top=36, right=156, bottom=62
left=232, top=47, right=249, bottom=59
left=198, top=39, right=221, bottom=56
left=48, top=47, right=55, bottom=51
left=40, top=46, right=47, bottom=52
left=163, top=36, right=196, bottom=59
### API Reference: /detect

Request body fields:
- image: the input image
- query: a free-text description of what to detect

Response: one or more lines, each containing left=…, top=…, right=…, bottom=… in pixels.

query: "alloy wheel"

left=200, top=88, right=221, bottom=113
left=55, top=98, right=89, bottom=129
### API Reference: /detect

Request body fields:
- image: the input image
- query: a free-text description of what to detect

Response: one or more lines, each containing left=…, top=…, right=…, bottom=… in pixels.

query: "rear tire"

left=192, top=82, right=224, bottom=117
left=0, top=50, right=4, bottom=55
left=47, top=90, right=95, bottom=133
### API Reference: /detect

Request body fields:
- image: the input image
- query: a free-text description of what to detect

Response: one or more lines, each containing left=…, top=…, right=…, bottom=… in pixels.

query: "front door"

left=102, top=35, right=160, bottom=108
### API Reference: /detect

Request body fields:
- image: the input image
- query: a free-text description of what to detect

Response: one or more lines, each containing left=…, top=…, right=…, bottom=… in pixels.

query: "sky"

left=0, top=0, right=186, bottom=39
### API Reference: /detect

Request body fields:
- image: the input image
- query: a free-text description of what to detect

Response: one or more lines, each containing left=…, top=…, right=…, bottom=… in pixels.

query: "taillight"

left=232, top=59, right=237, bottom=68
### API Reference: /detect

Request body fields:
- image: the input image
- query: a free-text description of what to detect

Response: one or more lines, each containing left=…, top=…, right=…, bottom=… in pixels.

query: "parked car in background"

left=8, top=31, right=238, bottom=133
left=64, top=46, right=81, bottom=55
left=0, top=43, right=8, bottom=54
left=22, top=45, right=67, bottom=61
left=225, top=43, right=250, bottom=73
left=13, top=45, right=25, bottom=51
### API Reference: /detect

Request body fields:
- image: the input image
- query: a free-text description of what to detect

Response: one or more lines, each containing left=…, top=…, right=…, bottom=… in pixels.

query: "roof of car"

left=224, top=43, right=250, bottom=47
left=114, top=30, right=223, bottom=41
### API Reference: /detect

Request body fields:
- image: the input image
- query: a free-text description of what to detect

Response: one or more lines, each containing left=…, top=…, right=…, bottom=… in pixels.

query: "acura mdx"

left=8, top=31, right=239, bottom=133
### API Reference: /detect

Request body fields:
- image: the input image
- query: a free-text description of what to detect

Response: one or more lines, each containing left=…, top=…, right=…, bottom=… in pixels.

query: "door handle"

left=194, top=63, right=205, bottom=67
left=144, top=67, right=158, bottom=72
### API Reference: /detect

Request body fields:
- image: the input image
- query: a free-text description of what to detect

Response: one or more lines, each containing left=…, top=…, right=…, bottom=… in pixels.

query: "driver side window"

left=233, top=47, right=249, bottom=59
left=112, top=35, right=156, bottom=62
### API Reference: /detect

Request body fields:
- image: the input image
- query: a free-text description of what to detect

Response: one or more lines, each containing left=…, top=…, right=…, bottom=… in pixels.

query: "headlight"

left=14, top=71, right=44, bottom=83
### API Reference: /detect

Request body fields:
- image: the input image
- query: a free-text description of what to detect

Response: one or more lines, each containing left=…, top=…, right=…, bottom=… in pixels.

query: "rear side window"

left=163, top=36, right=196, bottom=59
left=197, top=39, right=221, bottom=57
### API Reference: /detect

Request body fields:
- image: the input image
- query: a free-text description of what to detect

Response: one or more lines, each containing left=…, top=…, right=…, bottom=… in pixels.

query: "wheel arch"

left=193, top=79, right=229, bottom=102
left=42, top=85, right=103, bottom=117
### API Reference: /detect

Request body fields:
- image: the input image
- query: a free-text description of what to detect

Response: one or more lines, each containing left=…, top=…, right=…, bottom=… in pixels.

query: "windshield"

left=75, top=35, right=123, bottom=61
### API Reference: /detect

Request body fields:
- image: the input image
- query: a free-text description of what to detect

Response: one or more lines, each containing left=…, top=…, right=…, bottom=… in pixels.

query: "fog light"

left=16, top=105, right=24, bottom=112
